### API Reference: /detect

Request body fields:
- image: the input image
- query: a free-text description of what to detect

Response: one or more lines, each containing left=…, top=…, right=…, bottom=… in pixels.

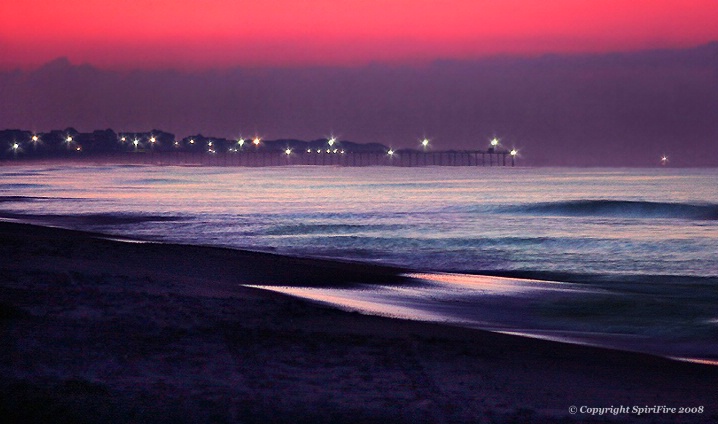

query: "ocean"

left=1, top=164, right=717, bottom=362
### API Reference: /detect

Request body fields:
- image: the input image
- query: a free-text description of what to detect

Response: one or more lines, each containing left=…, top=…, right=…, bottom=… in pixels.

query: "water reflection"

left=248, top=271, right=718, bottom=364
left=248, top=272, right=598, bottom=334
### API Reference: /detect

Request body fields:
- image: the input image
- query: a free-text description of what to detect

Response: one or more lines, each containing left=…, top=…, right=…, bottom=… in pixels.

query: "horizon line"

left=4, top=40, right=717, bottom=73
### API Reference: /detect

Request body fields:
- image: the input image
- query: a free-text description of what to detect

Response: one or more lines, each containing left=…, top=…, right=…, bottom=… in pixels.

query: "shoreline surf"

left=3, top=218, right=716, bottom=364
left=3, top=220, right=718, bottom=422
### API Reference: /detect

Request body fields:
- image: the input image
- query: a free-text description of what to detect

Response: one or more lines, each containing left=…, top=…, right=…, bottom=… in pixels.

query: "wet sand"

left=1, top=221, right=716, bottom=423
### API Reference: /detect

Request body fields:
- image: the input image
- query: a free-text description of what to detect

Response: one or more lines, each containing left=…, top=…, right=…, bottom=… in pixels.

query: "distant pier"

left=0, top=128, right=519, bottom=166
left=152, top=149, right=515, bottom=167
left=10, top=149, right=516, bottom=167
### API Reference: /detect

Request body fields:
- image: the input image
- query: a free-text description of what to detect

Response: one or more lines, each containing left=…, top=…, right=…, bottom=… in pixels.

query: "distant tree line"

left=0, top=128, right=406, bottom=159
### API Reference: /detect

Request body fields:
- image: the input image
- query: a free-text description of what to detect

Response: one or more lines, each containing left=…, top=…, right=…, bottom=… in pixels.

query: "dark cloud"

left=1, top=43, right=716, bottom=166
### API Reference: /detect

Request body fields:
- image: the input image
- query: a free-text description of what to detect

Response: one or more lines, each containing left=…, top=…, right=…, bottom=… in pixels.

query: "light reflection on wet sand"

left=245, top=284, right=451, bottom=323
left=248, top=272, right=718, bottom=365
left=247, top=272, right=606, bottom=341
left=406, top=272, right=592, bottom=294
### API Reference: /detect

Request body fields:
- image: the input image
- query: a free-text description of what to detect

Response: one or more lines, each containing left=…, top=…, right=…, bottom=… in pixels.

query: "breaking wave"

left=501, top=200, right=718, bottom=220
left=0, top=211, right=184, bottom=226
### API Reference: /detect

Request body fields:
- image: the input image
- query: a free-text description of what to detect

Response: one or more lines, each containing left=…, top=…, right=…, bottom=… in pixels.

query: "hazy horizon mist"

left=1, top=43, right=716, bottom=166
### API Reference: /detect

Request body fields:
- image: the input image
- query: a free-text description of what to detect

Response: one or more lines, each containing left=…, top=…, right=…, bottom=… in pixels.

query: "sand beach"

left=1, top=220, right=717, bottom=423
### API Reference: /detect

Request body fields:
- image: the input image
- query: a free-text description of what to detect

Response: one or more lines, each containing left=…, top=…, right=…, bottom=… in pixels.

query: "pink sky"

left=2, top=0, right=718, bottom=69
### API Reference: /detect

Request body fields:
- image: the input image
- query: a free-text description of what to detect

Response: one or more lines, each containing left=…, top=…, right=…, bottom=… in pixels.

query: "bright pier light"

left=421, top=138, right=429, bottom=147
left=307, top=149, right=312, bottom=153
left=490, top=138, right=499, bottom=147
left=316, top=149, right=321, bottom=153
left=133, top=139, right=139, bottom=147
left=237, top=138, right=245, bottom=147
left=253, top=137, right=261, bottom=146
left=120, top=136, right=126, bottom=142
left=285, top=148, right=292, bottom=155
left=208, top=141, right=213, bottom=147
left=12, top=142, right=19, bottom=150
left=328, top=137, right=336, bottom=146
left=189, top=139, right=195, bottom=144
left=388, top=149, right=394, bottom=156
left=65, top=136, right=73, bottom=143
left=149, top=136, right=156, bottom=144
left=31, top=135, right=39, bottom=142
left=510, top=149, right=517, bottom=156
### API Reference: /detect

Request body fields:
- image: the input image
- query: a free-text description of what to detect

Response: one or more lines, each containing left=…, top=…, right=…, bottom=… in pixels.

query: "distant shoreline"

left=2, top=149, right=518, bottom=168
left=3, top=156, right=714, bottom=168
left=2, top=129, right=517, bottom=167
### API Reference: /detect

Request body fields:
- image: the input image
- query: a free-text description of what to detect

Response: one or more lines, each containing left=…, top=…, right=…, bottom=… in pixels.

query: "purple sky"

left=1, top=43, right=717, bottom=166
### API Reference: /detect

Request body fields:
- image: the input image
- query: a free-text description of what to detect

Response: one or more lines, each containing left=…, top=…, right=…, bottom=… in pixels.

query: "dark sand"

left=1, top=221, right=716, bottom=423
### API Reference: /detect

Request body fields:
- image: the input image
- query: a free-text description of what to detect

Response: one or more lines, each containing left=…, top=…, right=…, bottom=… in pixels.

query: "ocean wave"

left=0, top=183, right=49, bottom=189
left=261, top=223, right=406, bottom=236
left=131, top=178, right=185, bottom=185
left=0, top=211, right=184, bottom=226
left=457, top=270, right=718, bottom=288
left=0, top=195, right=47, bottom=203
left=501, top=200, right=718, bottom=220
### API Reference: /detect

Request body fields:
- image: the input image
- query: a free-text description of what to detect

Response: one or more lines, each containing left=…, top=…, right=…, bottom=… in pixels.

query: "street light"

left=489, top=137, right=500, bottom=166
left=510, top=148, right=517, bottom=166
left=421, top=138, right=429, bottom=149
left=64, top=135, right=74, bottom=150
left=328, top=137, right=336, bottom=147
left=30, top=135, right=41, bottom=149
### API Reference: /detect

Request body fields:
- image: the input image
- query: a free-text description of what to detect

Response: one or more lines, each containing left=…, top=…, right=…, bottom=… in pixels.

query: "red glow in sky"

left=2, top=0, right=718, bottom=69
